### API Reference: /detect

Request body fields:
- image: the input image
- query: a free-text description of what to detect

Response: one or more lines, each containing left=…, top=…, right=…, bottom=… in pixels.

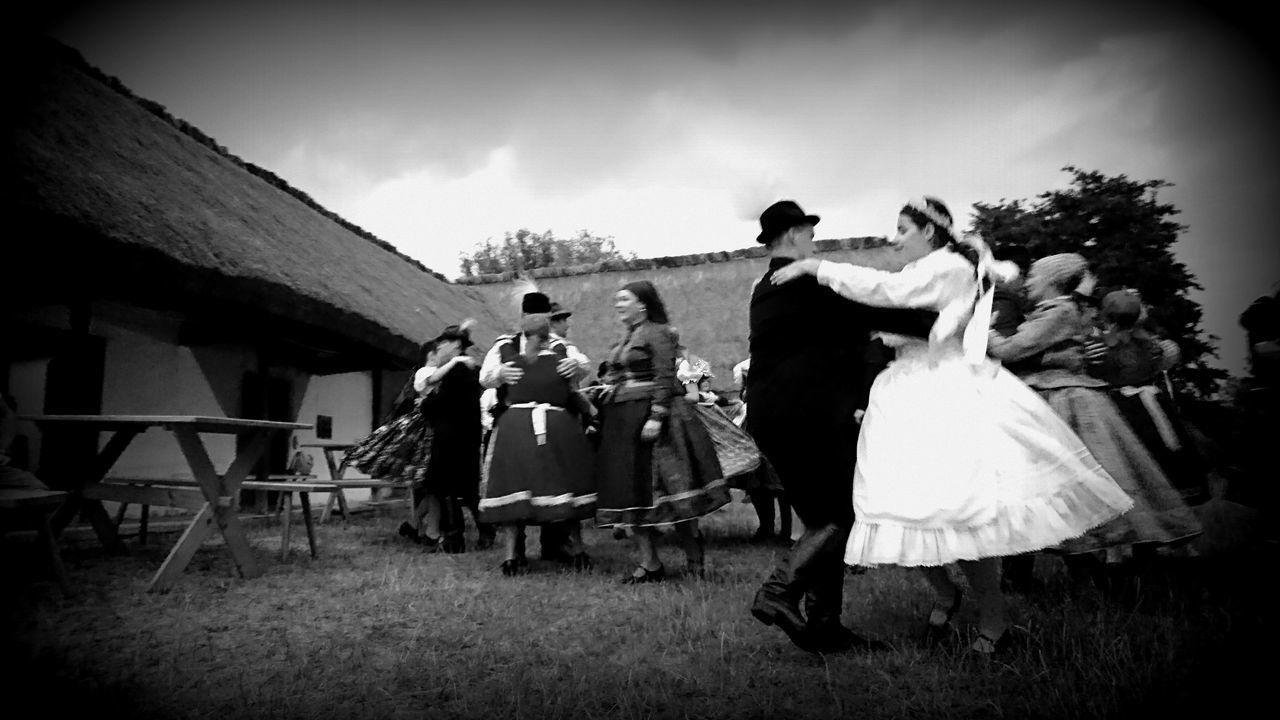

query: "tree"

left=970, top=166, right=1225, bottom=402
left=458, top=229, right=634, bottom=277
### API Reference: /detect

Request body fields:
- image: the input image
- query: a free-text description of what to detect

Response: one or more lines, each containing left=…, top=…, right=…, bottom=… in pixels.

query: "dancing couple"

left=747, top=198, right=1133, bottom=655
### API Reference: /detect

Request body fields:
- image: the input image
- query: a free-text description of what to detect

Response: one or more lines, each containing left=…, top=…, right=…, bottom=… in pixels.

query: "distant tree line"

left=458, top=229, right=635, bottom=277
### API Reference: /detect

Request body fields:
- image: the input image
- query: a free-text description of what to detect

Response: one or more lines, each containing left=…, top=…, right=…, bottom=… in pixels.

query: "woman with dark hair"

left=480, top=314, right=596, bottom=575
left=595, top=280, right=730, bottom=582
left=772, top=197, right=1132, bottom=654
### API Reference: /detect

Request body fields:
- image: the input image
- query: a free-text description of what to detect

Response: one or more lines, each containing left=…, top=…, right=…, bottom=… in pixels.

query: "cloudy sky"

left=35, top=0, right=1279, bottom=376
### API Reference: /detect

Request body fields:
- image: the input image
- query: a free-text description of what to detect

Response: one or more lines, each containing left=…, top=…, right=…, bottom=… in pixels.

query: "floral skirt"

left=691, top=403, right=782, bottom=493
left=479, top=404, right=597, bottom=524
left=346, top=411, right=431, bottom=486
left=595, top=397, right=731, bottom=528
left=1043, top=386, right=1203, bottom=554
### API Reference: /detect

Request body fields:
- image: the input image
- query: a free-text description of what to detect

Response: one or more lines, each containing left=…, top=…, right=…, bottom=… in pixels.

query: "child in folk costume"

left=987, top=255, right=1202, bottom=567
left=1084, top=289, right=1212, bottom=509
left=674, top=332, right=783, bottom=503
left=480, top=314, right=596, bottom=575
left=772, top=197, right=1132, bottom=654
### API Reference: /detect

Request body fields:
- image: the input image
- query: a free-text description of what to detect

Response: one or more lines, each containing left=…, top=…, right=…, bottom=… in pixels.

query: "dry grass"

left=2, top=497, right=1273, bottom=720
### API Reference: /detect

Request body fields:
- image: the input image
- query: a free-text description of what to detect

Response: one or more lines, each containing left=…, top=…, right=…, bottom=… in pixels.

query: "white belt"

left=1118, top=385, right=1180, bottom=450
left=507, top=402, right=564, bottom=445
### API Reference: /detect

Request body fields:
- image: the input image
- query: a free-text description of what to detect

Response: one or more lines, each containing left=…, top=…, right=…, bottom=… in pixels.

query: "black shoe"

left=540, top=549, right=575, bottom=564
left=500, top=558, right=525, bottom=576
left=620, top=563, right=665, bottom=584
left=923, top=587, right=964, bottom=644
left=440, top=536, right=466, bottom=554
left=808, top=622, right=891, bottom=653
left=751, top=588, right=818, bottom=653
left=419, top=534, right=443, bottom=552
left=970, top=629, right=1018, bottom=656
left=398, top=522, right=419, bottom=543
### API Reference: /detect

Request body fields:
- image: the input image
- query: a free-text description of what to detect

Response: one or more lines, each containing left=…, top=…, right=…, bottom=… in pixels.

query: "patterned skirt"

left=1042, top=386, right=1203, bottom=554
left=595, top=397, right=731, bottom=528
left=346, top=411, right=432, bottom=486
left=479, top=404, right=597, bottom=524
left=691, top=403, right=782, bottom=493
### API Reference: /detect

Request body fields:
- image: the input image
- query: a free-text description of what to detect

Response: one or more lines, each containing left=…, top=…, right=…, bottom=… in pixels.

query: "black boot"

left=804, top=563, right=888, bottom=652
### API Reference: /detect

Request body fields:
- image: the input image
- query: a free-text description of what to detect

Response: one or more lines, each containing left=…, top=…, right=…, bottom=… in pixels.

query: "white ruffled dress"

left=815, top=249, right=1134, bottom=567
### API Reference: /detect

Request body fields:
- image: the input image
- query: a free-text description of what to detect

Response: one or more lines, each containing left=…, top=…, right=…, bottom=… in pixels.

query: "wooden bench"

left=101, top=475, right=341, bottom=560
left=0, top=487, right=72, bottom=593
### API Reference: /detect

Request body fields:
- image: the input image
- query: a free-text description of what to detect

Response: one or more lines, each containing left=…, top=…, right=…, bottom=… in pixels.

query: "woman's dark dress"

left=595, top=320, right=729, bottom=527
left=480, top=349, right=597, bottom=524
left=422, top=361, right=482, bottom=506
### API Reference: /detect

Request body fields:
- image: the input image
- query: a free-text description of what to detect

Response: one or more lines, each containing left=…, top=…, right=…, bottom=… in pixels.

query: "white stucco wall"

left=100, top=325, right=248, bottom=479
left=294, top=371, right=376, bottom=503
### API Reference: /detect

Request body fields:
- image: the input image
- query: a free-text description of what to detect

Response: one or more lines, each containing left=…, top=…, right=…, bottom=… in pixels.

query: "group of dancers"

left=349, top=195, right=1211, bottom=657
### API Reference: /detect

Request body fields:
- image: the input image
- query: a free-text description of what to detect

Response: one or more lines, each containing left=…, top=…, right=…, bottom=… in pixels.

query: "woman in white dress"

left=771, top=196, right=1133, bottom=653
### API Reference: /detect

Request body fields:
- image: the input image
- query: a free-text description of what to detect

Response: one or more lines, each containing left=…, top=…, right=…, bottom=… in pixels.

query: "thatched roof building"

left=6, top=37, right=503, bottom=374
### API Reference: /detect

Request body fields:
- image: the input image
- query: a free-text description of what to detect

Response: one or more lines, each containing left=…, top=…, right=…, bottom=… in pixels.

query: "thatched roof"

left=7, top=37, right=503, bottom=371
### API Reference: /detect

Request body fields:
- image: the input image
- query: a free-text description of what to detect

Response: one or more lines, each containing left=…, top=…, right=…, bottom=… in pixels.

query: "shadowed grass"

left=2, top=497, right=1272, bottom=720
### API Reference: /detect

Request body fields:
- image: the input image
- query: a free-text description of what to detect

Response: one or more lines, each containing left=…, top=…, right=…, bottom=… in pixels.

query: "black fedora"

left=521, top=292, right=552, bottom=315
left=756, top=200, right=820, bottom=244
left=433, top=324, right=474, bottom=349
left=549, top=301, right=572, bottom=320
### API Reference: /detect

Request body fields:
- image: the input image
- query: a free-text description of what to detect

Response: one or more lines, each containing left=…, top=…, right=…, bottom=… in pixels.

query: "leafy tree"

left=458, top=229, right=634, bottom=277
left=970, top=166, right=1225, bottom=402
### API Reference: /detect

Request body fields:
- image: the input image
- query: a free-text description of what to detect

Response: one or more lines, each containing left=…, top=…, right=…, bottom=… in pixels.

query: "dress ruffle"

left=846, top=445, right=1132, bottom=566
left=843, top=347, right=1133, bottom=567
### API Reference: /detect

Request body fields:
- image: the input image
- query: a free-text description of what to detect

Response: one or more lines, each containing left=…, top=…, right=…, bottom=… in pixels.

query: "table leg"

left=147, top=504, right=214, bottom=592
left=50, top=429, right=139, bottom=551
left=36, top=511, right=72, bottom=595
left=299, top=492, right=318, bottom=558
left=319, top=450, right=350, bottom=527
left=280, top=489, right=293, bottom=561
left=170, top=428, right=265, bottom=583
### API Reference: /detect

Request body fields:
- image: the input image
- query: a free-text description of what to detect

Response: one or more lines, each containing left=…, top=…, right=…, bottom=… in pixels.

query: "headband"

left=906, top=197, right=956, bottom=238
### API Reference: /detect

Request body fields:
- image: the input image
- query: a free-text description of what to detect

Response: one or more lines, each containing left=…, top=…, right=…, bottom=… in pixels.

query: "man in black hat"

left=480, top=291, right=591, bottom=566
left=747, top=200, right=938, bottom=653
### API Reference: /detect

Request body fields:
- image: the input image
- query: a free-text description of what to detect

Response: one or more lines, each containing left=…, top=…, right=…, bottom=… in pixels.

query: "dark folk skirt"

left=595, top=397, right=730, bottom=528
left=1108, top=385, right=1211, bottom=507
left=347, top=411, right=432, bottom=486
left=479, top=405, right=597, bottom=524
left=691, top=403, right=783, bottom=493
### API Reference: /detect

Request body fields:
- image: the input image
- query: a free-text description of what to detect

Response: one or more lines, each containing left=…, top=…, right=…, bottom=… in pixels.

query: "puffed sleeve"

left=815, top=257, right=970, bottom=310
left=479, top=338, right=507, bottom=389
left=646, top=324, right=677, bottom=421
left=987, top=304, right=1079, bottom=363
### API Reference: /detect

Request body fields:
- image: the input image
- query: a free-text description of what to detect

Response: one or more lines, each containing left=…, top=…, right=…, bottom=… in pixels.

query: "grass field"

left=2, top=494, right=1273, bottom=720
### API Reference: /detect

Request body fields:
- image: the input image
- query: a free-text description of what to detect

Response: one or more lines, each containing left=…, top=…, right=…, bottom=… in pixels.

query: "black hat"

left=521, top=292, right=552, bottom=315
left=549, top=302, right=572, bottom=320
left=756, top=200, right=820, bottom=244
left=433, top=324, right=473, bottom=349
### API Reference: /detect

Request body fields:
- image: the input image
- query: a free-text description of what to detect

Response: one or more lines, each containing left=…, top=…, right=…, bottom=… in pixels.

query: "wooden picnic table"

left=299, top=440, right=355, bottom=523
left=299, top=441, right=411, bottom=524
left=21, top=414, right=311, bottom=592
